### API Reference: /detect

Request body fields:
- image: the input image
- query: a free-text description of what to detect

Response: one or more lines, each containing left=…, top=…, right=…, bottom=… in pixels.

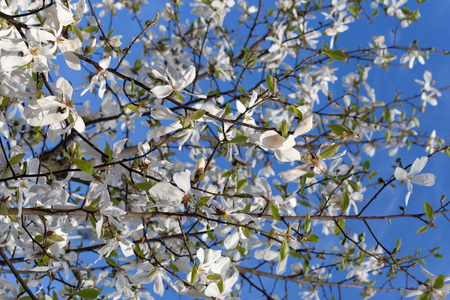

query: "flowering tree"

left=0, top=0, right=449, bottom=299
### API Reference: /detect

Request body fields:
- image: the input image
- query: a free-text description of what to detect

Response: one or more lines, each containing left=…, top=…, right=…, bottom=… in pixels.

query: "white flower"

left=151, top=65, right=196, bottom=98
left=81, top=56, right=118, bottom=99
left=394, top=156, right=435, bottom=206
left=401, top=267, right=450, bottom=300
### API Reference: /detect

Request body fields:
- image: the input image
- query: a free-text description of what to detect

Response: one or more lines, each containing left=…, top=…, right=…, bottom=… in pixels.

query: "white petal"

left=151, top=103, right=178, bottom=120
left=153, top=272, right=164, bottom=297
left=151, top=85, right=173, bottom=98
left=180, top=66, right=196, bottom=89
left=410, top=156, right=428, bottom=175
left=279, top=165, right=309, bottom=182
left=294, top=114, right=313, bottom=136
left=411, top=173, right=435, bottom=187
left=119, top=239, right=134, bottom=257
left=224, top=229, right=239, bottom=249
left=196, top=248, right=204, bottom=264
left=149, top=182, right=184, bottom=203
left=39, top=111, right=69, bottom=126
left=275, top=148, right=301, bottom=162
left=394, top=167, right=408, bottom=181
left=112, top=138, right=127, bottom=158
left=173, top=170, right=191, bottom=194
left=260, top=130, right=284, bottom=149
left=421, top=266, right=437, bottom=281
left=400, top=288, right=423, bottom=297
left=276, top=257, right=288, bottom=275
left=205, top=283, right=220, bottom=297
left=0, top=112, right=9, bottom=139
left=236, top=100, right=246, bottom=114
left=99, top=56, right=111, bottom=70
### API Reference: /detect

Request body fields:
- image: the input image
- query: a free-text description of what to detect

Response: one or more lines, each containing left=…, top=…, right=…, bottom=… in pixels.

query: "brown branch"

left=238, top=266, right=399, bottom=291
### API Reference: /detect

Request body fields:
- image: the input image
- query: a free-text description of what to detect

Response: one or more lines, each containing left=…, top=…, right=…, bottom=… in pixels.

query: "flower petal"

left=411, top=173, right=435, bottom=187
left=394, top=167, right=408, bottom=181
left=410, top=156, right=428, bottom=175
left=151, top=85, right=173, bottom=98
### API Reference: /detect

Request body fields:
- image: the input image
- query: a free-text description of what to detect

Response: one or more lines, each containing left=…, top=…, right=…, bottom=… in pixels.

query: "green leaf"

left=266, top=73, right=274, bottom=92
left=75, top=288, right=101, bottom=299
left=417, top=225, right=428, bottom=234
left=191, top=263, right=198, bottom=284
left=384, top=108, right=391, bottom=124
left=82, top=25, right=98, bottom=33
left=73, top=158, right=94, bottom=175
left=224, top=103, right=232, bottom=116
left=9, top=153, right=26, bottom=165
left=127, top=104, right=138, bottom=113
left=307, top=234, right=320, bottom=242
left=327, top=124, right=353, bottom=136
left=47, top=234, right=65, bottom=242
left=229, top=135, right=248, bottom=145
left=72, top=25, right=83, bottom=42
left=280, top=239, right=288, bottom=261
left=433, top=274, right=446, bottom=289
left=8, top=214, right=18, bottom=222
left=134, top=182, right=153, bottom=191
left=304, top=212, right=311, bottom=233
left=280, top=120, right=288, bottom=138
left=105, top=257, right=117, bottom=268
left=241, top=226, right=251, bottom=239
left=1, top=204, right=7, bottom=216
left=424, top=201, right=433, bottom=220
left=270, top=204, right=281, bottom=222
left=419, top=291, right=431, bottom=300
left=324, top=49, right=347, bottom=61
left=348, top=180, right=359, bottom=192
left=207, top=273, right=222, bottom=281
left=236, top=179, right=248, bottom=194
left=291, top=105, right=303, bottom=120
left=342, top=191, right=350, bottom=213
left=319, top=144, right=340, bottom=159
left=363, top=160, right=370, bottom=170
left=190, top=109, right=206, bottom=121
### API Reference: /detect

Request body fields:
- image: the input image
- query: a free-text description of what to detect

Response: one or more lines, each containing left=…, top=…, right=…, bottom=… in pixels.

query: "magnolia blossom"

left=255, top=111, right=313, bottom=162
left=151, top=65, right=196, bottom=98
left=401, top=267, right=450, bottom=300
left=394, top=156, right=435, bottom=206
left=81, top=56, right=118, bottom=98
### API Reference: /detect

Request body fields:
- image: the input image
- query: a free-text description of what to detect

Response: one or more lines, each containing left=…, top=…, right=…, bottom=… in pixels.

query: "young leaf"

left=191, top=263, right=198, bottom=284
left=134, top=182, right=153, bottom=191
left=271, top=204, right=281, bottom=222
left=229, top=135, right=248, bottom=145
left=190, top=109, right=206, bottom=121
left=304, top=212, right=311, bottom=233
left=9, top=153, right=26, bottom=165
left=417, top=225, right=428, bottom=234
left=291, top=105, right=303, bottom=120
left=47, top=234, right=65, bottom=242
left=266, top=73, right=274, bottom=92
left=207, top=273, right=222, bottom=281
left=280, top=239, right=288, bottom=261
left=424, top=201, right=433, bottom=220
left=280, top=120, right=288, bottom=138
left=73, top=158, right=94, bottom=175
left=236, top=179, right=248, bottom=193
left=319, top=144, right=340, bottom=159
left=75, top=288, right=101, bottom=299
left=327, top=124, right=353, bottom=135
left=324, top=49, right=347, bottom=61
left=433, top=274, right=446, bottom=289
left=342, top=191, right=350, bottom=213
